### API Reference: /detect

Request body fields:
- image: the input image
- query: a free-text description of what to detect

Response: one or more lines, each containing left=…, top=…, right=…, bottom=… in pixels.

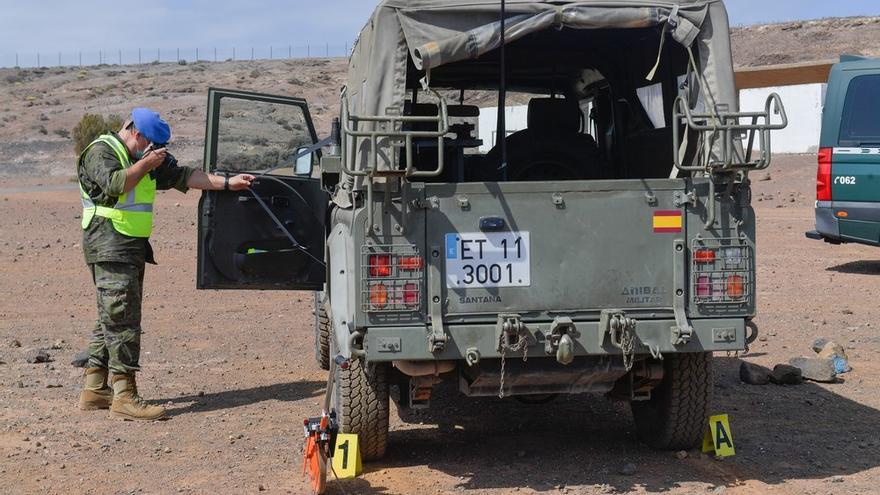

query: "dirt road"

left=1, top=154, right=879, bottom=494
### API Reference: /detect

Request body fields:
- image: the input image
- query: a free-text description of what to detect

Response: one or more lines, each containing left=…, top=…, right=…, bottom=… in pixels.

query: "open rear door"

left=197, top=88, right=327, bottom=290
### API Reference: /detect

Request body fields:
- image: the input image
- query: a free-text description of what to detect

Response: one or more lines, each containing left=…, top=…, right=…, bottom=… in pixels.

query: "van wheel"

left=335, top=358, right=389, bottom=461
left=315, top=294, right=330, bottom=371
left=631, top=352, right=713, bottom=450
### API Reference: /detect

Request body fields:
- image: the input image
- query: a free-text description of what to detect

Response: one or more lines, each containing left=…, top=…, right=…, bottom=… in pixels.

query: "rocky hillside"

left=1, top=16, right=878, bottom=178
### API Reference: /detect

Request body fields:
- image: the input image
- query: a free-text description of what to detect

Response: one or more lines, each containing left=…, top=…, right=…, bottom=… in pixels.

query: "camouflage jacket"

left=77, top=132, right=196, bottom=265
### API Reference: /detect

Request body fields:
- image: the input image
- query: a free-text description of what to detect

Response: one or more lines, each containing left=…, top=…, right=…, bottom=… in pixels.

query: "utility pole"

left=15, top=53, right=18, bottom=67
left=251, top=47, right=254, bottom=60
left=118, top=50, right=122, bottom=65
left=326, top=43, right=329, bottom=57
left=58, top=52, right=61, bottom=66
left=307, top=44, right=310, bottom=57
left=196, top=48, right=199, bottom=61
left=270, top=46, right=273, bottom=59
left=288, top=44, right=291, bottom=58
left=138, top=48, right=141, bottom=64
left=214, top=47, right=217, bottom=62
left=157, top=48, right=160, bottom=62
left=37, top=52, right=40, bottom=67
left=78, top=52, right=81, bottom=66
left=176, top=48, right=180, bottom=62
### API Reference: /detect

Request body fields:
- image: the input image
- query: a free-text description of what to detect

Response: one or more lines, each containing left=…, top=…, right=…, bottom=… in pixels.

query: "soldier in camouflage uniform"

left=77, top=108, right=254, bottom=420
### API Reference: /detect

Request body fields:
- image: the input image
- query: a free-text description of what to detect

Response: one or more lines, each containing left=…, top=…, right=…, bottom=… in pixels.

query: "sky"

left=1, top=0, right=878, bottom=67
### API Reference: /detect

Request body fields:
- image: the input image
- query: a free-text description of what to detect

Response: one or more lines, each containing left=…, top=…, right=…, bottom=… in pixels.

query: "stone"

left=739, top=362, right=771, bottom=385
left=50, top=340, right=65, bottom=350
left=760, top=173, right=771, bottom=181
left=675, top=450, right=689, bottom=460
left=45, top=383, right=62, bottom=389
left=790, top=357, right=837, bottom=383
left=13, top=381, right=24, bottom=388
left=817, top=341, right=847, bottom=360
left=811, top=337, right=830, bottom=353
left=25, top=349, right=51, bottom=364
left=618, top=463, right=637, bottom=476
left=8, top=339, right=21, bottom=348
left=770, top=364, right=803, bottom=385
left=70, top=350, right=89, bottom=368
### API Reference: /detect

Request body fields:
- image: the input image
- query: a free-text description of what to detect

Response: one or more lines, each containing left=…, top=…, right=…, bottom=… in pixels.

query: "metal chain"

left=619, top=324, right=636, bottom=372
left=498, top=331, right=529, bottom=399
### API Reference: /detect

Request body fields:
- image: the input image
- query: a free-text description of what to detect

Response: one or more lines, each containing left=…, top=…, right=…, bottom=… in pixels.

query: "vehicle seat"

left=485, top=98, right=604, bottom=181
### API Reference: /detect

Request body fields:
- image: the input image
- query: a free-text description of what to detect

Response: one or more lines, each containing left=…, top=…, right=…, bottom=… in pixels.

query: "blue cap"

left=131, top=107, right=171, bottom=145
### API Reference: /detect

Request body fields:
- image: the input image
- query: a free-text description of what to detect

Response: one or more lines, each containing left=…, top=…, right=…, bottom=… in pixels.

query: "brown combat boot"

left=109, top=374, right=166, bottom=421
left=79, top=367, right=113, bottom=410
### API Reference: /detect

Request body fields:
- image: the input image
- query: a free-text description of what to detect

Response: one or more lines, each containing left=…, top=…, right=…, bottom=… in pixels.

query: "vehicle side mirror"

left=294, top=147, right=314, bottom=176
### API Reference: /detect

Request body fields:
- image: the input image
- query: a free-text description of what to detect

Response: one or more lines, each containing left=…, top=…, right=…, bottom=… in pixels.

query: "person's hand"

left=141, top=149, right=167, bottom=170
left=228, top=174, right=255, bottom=191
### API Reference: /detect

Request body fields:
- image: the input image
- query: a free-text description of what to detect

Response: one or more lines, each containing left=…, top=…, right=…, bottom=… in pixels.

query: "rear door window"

left=839, top=74, right=880, bottom=145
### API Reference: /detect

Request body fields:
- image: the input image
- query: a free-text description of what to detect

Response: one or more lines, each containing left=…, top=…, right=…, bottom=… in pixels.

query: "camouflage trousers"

left=87, top=262, right=145, bottom=374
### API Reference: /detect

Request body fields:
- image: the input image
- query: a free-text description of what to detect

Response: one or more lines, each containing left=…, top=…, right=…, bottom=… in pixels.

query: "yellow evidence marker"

left=331, top=433, right=362, bottom=479
left=702, top=414, right=735, bottom=457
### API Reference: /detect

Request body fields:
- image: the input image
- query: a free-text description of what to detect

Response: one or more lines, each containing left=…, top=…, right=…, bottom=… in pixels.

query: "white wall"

left=739, top=83, right=826, bottom=154
left=478, top=106, right=529, bottom=153
left=478, top=84, right=825, bottom=155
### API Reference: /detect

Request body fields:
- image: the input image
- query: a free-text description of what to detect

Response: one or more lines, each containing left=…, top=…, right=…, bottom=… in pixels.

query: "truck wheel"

left=631, top=352, right=713, bottom=450
left=315, top=294, right=330, bottom=371
left=335, top=358, right=389, bottom=461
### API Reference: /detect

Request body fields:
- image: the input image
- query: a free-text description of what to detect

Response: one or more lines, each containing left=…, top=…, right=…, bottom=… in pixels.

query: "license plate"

left=445, top=232, right=530, bottom=288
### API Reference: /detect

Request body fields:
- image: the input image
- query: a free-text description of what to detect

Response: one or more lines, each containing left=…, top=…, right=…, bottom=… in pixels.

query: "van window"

left=839, top=75, right=880, bottom=145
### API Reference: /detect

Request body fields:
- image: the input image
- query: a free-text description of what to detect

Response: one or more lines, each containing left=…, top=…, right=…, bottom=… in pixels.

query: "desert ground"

left=2, top=157, right=879, bottom=495
left=1, top=14, right=880, bottom=495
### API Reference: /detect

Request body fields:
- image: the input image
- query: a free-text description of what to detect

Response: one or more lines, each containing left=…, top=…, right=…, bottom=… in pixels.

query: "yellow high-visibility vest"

left=78, top=134, right=156, bottom=238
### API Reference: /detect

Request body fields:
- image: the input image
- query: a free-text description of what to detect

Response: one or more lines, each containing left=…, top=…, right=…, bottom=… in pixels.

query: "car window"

left=215, top=97, right=313, bottom=174
left=839, top=74, right=880, bottom=145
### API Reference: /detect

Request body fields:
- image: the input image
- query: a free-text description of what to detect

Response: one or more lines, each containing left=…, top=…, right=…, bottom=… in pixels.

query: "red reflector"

left=369, top=254, right=392, bottom=277
left=817, top=147, right=832, bottom=201
left=696, top=275, right=712, bottom=298
left=694, top=249, right=716, bottom=264
left=727, top=275, right=744, bottom=299
left=403, top=282, right=419, bottom=308
left=399, top=256, right=424, bottom=271
left=369, top=283, right=388, bottom=308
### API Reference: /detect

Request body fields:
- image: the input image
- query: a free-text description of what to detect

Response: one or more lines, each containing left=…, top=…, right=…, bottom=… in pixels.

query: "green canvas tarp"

left=345, top=0, right=735, bottom=172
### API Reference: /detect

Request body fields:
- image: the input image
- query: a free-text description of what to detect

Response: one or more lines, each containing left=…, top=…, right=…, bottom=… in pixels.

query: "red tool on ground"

left=302, top=356, right=346, bottom=494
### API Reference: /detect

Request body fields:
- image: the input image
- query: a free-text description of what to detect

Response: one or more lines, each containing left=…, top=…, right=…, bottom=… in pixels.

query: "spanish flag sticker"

left=653, top=210, right=683, bottom=233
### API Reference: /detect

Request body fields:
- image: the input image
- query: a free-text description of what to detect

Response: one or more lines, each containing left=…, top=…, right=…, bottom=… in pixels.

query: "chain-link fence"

left=1, top=44, right=354, bottom=68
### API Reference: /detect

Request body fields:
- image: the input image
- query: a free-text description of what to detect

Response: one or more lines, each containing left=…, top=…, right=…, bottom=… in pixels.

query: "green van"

left=807, top=55, right=880, bottom=247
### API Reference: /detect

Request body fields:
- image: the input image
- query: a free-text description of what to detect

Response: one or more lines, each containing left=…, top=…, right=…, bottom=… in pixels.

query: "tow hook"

left=545, top=316, right=578, bottom=365
left=599, top=310, right=638, bottom=371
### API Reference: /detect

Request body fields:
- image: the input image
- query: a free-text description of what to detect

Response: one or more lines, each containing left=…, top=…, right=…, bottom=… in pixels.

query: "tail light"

left=695, top=275, right=712, bottom=297
left=817, top=147, right=832, bottom=201
left=694, top=249, right=716, bottom=264
left=403, top=282, right=419, bottom=308
left=369, top=283, right=388, bottom=308
left=368, top=254, right=392, bottom=277
left=691, top=239, right=752, bottom=306
left=726, top=275, right=744, bottom=299
left=362, top=245, right=424, bottom=312
left=399, top=256, right=424, bottom=271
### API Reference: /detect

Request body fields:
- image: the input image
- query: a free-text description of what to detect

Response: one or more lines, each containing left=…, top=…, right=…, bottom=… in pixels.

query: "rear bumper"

left=811, top=201, right=880, bottom=246
left=363, top=317, right=745, bottom=362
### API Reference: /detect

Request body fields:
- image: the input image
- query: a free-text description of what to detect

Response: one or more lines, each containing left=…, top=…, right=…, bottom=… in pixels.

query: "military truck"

left=196, top=0, right=786, bottom=460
